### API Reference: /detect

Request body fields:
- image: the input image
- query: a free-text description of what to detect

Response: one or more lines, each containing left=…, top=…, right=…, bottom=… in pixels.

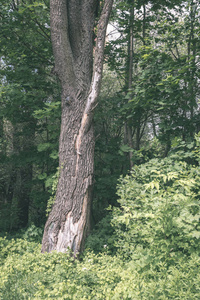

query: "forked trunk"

left=41, top=0, right=113, bottom=255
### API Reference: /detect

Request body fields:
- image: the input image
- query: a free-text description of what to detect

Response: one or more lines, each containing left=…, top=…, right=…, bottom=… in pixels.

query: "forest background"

left=0, top=0, right=200, bottom=298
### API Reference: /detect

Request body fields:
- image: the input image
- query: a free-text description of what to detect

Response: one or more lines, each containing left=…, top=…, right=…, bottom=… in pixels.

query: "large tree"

left=41, top=0, right=113, bottom=255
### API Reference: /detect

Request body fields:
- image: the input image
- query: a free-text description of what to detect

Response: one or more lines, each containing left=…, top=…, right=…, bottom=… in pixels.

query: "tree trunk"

left=42, top=101, right=94, bottom=254
left=42, top=0, right=113, bottom=256
left=125, top=2, right=134, bottom=169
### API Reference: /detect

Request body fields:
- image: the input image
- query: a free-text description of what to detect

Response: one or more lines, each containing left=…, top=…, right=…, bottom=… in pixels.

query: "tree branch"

left=50, top=0, right=75, bottom=89
left=86, top=0, right=114, bottom=113
left=75, top=0, right=113, bottom=153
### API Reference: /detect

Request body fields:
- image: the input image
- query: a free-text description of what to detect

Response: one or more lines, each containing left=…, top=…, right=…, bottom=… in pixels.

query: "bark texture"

left=41, top=0, right=113, bottom=255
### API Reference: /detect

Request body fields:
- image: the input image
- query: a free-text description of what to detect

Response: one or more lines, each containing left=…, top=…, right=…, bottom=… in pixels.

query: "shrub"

left=1, top=139, right=200, bottom=299
left=113, top=156, right=200, bottom=263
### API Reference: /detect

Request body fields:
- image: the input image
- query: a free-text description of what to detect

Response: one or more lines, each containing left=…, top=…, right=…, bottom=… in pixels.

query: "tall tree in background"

left=106, top=0, right=199, bottom=161
left=41, top=0, right=113, bottom=255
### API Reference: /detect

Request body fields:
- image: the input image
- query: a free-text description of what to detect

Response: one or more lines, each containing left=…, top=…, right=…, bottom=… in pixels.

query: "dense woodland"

left=0, top=0, right=200, bottom=298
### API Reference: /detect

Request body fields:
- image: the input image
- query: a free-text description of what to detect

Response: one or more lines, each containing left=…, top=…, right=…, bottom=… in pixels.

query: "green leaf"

left=37, top=143, right=51, bottom=152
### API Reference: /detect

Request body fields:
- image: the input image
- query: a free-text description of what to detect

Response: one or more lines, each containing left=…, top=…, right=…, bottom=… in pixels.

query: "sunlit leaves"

left=114, top=139, right=200, bottom=265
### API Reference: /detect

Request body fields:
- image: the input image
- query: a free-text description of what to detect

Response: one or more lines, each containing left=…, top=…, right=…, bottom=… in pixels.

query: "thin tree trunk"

left=125, top=2, right=134, bottom=169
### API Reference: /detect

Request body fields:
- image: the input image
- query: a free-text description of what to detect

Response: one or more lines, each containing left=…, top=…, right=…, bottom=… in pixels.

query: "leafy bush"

left=113, top=155, right=200, bottom=261
left=0, top=238, right=200, bottom=299
left=85, top=213, right=116, bottom=254
left=22, top=224, right=43, bottom=242
left=1, top=139, right=200, bottom=299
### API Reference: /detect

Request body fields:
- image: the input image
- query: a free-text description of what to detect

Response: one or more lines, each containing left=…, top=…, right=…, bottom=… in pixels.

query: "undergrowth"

left=1, top=137, right=200, bottom=299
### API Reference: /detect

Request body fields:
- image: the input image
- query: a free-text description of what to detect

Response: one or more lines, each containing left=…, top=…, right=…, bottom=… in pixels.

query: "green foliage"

left=93, top=69, right=128, bottom=222
left=108, top=139, right=200, bottom=282
left=0, top=0, right=60, bottom=230
left=114, top=157, right=200, bottom=259
left=46, top=168, right=59, bottom=216
left=85, top=213, right=116, bottom=254
left=0, top=1, right=200, bottom=297
left=22, top=224, right=43, bottom=243
left=1, top=140, right=200, bottom=298
left=107, top=0, right=200, bottom=157
left=0, top=199, right=21, bottom=232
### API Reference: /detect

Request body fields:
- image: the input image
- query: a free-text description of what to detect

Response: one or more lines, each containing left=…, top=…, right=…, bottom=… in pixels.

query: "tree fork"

left=41, top=0, right=113, bottom=256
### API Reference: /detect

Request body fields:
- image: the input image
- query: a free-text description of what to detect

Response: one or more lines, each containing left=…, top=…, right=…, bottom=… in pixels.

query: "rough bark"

left=41, top=0, right=113, bottom=256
